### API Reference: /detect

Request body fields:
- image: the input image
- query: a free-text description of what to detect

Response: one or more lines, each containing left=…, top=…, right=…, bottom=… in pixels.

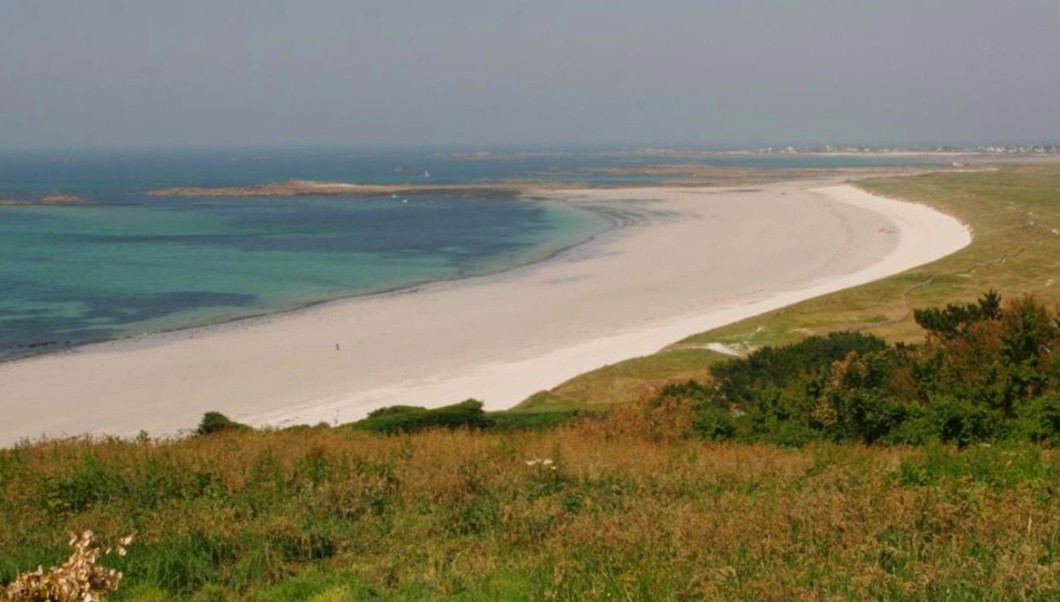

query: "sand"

left=0, top=180, right=971, bottom=445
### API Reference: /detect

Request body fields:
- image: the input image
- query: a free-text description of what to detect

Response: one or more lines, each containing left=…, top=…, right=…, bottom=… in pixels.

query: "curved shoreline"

left=0, top=179, right=970, bottom=444
left=0, top=197, right=635, bottom=363
left=248, top=182, right=970, bottom=430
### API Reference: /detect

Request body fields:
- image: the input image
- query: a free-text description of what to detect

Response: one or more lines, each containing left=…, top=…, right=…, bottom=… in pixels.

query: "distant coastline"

left=0, top=193, right=86, bottom=206
left=149, top=179, right=540, bottom=198
left=147, top=165, right=935, bottom=198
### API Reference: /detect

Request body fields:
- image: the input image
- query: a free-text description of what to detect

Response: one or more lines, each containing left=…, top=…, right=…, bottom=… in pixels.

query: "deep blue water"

left=0, top=148, right=936, bottom=358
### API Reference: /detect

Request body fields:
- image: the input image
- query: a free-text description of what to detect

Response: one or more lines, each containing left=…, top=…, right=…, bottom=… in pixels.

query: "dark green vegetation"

left=197, top=412, right=251, bottom=436
left=348, top=401, right=586, bottom=435
left=353, top=401, right=489, bottom=434
left=659, top=292, right=1060, bottom=447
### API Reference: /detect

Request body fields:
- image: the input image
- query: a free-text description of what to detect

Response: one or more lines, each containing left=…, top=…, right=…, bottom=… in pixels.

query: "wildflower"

left=525, top=458, right=558, bottom=471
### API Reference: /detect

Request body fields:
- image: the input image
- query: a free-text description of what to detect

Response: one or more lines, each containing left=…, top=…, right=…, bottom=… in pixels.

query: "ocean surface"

left=0, top=148, right=934, bottom=358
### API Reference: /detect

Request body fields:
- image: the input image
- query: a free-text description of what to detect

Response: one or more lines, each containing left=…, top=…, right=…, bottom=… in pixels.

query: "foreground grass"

left=526, top=165, right=1060, bottom=409
left=2, top=422, right=1059, bottom=601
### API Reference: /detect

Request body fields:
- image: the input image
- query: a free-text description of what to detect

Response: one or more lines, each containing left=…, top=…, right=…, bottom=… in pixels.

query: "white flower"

left=526, top=458, right=557, bottom=470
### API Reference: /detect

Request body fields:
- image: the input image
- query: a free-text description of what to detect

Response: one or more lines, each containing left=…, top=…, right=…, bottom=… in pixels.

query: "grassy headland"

left=524, top=165, right=1060, bottom=410
left=147, top=166, right=919, bottom=198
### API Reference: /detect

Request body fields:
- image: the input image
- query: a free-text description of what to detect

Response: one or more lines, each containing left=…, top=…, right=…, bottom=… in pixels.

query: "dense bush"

left=662, top=292, right=1060, bottom=446
left=196, top=412, right=249, bottom=436
left=349, top=400, right=490, bottom=434
left=348, top=402, right=586, bottom=435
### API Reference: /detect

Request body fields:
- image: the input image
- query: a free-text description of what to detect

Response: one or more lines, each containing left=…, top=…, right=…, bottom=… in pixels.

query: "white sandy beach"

left=0, top=180, right=971, bottom=445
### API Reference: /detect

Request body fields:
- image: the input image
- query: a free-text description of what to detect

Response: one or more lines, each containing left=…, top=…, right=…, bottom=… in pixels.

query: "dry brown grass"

left=2, top=413, right=1058, bottom=600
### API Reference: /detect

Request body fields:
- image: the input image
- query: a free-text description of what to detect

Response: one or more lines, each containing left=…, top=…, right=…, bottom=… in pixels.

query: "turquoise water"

left=0, top=194, right=606, bottom=357
left=0, top=148, right=936, bottom=358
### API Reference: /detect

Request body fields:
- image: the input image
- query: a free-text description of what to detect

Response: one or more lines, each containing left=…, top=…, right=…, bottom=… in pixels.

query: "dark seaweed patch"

left=0, top=291, right=256, bottom=358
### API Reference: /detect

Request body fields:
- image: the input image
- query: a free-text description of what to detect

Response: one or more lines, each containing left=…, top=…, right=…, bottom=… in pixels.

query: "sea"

left=0, top=148, right=934, bottom=359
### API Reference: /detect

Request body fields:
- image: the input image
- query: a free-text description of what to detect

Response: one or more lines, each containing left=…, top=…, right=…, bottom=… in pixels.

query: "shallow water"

left=0, top=148, right=933, bottom=357
left=0, top=194, right=606, bottom=357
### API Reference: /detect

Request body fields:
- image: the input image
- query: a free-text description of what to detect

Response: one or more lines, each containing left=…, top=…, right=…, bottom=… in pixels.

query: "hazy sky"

left=2, top=1, right=1059, bottom=149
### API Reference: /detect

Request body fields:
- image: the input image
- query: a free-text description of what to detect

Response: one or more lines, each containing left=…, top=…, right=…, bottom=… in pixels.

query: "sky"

left=1, top=0, right=1059, bottom=149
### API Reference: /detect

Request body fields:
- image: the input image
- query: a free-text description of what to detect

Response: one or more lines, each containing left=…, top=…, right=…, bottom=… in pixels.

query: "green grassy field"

left=5, top=166, right=1060, bottom=602
left=3, top=424, right=1059, bottom=601
left=524, top=165, right=1060, bottom=410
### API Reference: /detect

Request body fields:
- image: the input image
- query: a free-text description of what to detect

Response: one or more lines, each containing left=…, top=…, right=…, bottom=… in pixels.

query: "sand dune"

left=0, top=180, right=970, bottom=444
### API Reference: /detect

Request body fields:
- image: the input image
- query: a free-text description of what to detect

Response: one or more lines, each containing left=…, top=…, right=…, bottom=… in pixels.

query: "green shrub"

left=927, top=396, right=996, bottom=447
left=710, top=331, right=890, bottom=406
left=913, top=290, right=1001, bottom=337
left=658, top=293, right=1060, bottom=447
left=1014, top=392, right=1060, bottom=445
left=366, top=405, right=424, bottom=418
left=196, top=412, right=249, bottom=436
left=350, top=400, right=488, bottom=434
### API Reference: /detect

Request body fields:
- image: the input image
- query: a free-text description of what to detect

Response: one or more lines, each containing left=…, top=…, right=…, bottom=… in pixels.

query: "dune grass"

left=524, top=165, right=1060, bottom=409
left=2, top=420, right=1059, bottom=601
left=518, top=348, right=721, bottom=412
